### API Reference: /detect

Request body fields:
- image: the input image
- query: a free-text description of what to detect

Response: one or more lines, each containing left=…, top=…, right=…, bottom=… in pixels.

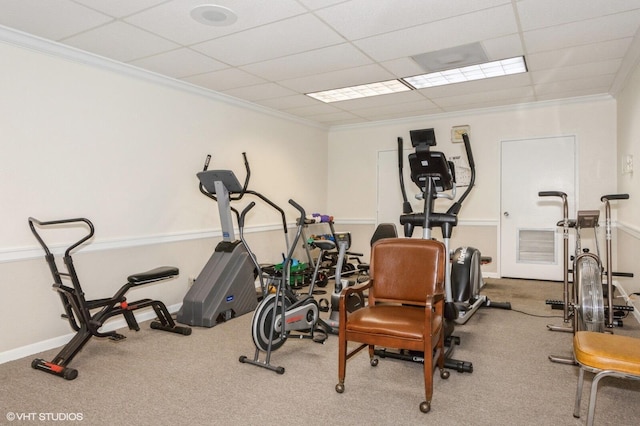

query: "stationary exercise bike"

left=239, top=200, right=331, bottom=374
left=28, top=217, right=191, bottom=380
left=539, top=192, right=634, bottom=364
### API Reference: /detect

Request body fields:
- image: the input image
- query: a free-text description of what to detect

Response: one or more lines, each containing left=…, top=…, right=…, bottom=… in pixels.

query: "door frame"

left=498, top=135, right=579, bottom=279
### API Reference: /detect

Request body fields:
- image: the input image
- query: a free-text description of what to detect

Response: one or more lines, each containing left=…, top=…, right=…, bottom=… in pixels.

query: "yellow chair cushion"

left=574, top=331, right=640, bottom=376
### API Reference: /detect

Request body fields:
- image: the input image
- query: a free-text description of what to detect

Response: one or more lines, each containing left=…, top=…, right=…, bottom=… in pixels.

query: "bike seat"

left=128, top=266, right=179, bottom=285
left=313, top=240, right=336, bottom=251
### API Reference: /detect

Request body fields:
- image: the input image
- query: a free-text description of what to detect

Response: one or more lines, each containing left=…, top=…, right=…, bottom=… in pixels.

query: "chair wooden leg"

left=337, top=333, right=347, bottom=393
left=421, top=343, right=433, bottom=413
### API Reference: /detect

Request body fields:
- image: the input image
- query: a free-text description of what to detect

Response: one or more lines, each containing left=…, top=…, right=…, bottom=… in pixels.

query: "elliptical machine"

left=400, top=129, right=510, bottom=320
left=381, top=129, right=509, bottom=372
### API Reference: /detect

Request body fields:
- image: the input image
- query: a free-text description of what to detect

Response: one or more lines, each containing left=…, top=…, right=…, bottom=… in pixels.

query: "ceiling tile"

left=353, top=4, right=518, bottom=62
left=278, top=64, right=396, bottom=93
left=305, top=111, right=363, bottom=124
left=0, top=0, right=639, bottom=126
left=429, top=86, right=536, bottom=107
left=124, top=0, right=307, bottom=45
left=526, top=39, right=632, bottom=70
left=296, top=0, right=346, bottom=10
left=0, top=0, right=112, bottom=40
left=380, top=57, right=428, bottom=78
left=482, top=34, right=523, bottom=60
left=74, top=0, right=168, bottom=18
left=332, top=90, right=428, bottom=110
left=254, top=94, right=320, bottom=110
left=191, top=14, right=344, bottom=66
left=182, top=68, right=265, bottom=91
left=63, top=21, right=179, bottom=62
left=128, top=48, right=228, bottom=78
left=241, top=43, right=373, bottom=81
left=531, top=59, right=622, bottom=85
left=283, top=103, right=344, bottom=116
left=523, top=9, right=640, bottom=53
left=354, top=101, right=443, bottom=120
left=419, top=73, right=531, bottom=99
left=517, top=0, right=640, bottom=31
left=533, top=75, right=614, bottom=96
left=440, top=96, right=537, bottom=113
left=222, top=83, right=297, bottom=101
left=316, top=0, right=511, bottom=40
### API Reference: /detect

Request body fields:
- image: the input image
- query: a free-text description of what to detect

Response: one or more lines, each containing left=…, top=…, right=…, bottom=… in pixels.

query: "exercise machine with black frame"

left=28, top=217, right=191, bottom=380
left=177, top=153, right=288, bottom=327
left=239, top=199, right=333, bottom=374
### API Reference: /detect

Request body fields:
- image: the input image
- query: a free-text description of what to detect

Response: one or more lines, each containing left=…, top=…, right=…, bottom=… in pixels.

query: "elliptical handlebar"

left=28, top=217, right=94, bottom=258
left=238, top=202, right=256, bottom=229
left=288, top=199, right=306, bottom=223
left=197, top=152, right=289, bottom=238
left=198, top=152, right=251, bottom=202
left=398, top=137, right=413, bottom=214
left=451, top=133, right=475, bottom=210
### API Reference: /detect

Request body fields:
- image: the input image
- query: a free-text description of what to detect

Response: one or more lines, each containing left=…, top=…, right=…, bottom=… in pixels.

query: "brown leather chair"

left=335, top=238, right=449, bottom=413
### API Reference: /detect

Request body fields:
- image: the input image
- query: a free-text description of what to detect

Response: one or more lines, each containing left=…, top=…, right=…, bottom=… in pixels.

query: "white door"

left=500, top=136, right=576, bottom=280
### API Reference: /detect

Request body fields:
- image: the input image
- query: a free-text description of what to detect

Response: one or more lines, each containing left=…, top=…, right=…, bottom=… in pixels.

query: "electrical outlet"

left=622, top=154, right=633, bottom=174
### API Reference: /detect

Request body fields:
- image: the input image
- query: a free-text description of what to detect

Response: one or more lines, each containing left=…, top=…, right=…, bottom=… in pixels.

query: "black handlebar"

left=398, top=137, right=413, bottom=214
left=238, top=202, right=256, bottom=229
left=452, top=133, right=475, bottom=209
left=601, top=193, right=629, bottom=201
left=28, top=217, right=94, bottom=258
left=288, top=199, right=306, bottom=223
left=538, top=191, right=567, bottom=198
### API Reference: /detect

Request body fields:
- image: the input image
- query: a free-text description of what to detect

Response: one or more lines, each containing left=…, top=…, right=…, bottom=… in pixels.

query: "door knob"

left=503, top=211, right=510, bottom=217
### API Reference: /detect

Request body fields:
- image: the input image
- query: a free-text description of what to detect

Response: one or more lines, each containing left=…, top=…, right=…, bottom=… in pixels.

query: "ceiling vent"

left=411, top=42, right=488, bottom=72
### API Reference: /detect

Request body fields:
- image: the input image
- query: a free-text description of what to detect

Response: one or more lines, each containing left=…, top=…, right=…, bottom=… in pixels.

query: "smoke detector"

left=190, top=4, right=238, bottom=27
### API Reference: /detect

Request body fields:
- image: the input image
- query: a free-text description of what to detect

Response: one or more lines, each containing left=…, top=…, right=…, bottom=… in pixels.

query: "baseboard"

left=0, top=303, right=182, bottom=365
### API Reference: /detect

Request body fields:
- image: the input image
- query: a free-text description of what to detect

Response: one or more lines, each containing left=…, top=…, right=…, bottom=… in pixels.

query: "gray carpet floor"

left=1, top=278, right=639, bottom=425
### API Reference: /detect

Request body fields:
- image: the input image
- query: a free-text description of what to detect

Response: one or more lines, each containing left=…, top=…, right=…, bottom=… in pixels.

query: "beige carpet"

left=1, top=278, right=639, bottom=425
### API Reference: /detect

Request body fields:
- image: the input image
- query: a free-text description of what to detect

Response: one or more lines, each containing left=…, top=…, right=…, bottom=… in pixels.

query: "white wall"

left=327, top=97, right=618, bottom=274
left=616, top=59, right=640, bottom=304
left=0, top=40, right=328, bottom=359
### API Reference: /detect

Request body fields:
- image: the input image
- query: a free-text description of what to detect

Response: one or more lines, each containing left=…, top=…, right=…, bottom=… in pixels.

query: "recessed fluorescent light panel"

left=403, top=56, right=527, bottom=89
left=306, top=79, right=411, bottom=103
left=306, top=56, right=527, bottom=103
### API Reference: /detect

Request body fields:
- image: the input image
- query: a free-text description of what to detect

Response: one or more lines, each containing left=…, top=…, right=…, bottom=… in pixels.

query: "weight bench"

left=29, top=217, right=191, bottom=380
left=573, top=331, right=640, bottom=425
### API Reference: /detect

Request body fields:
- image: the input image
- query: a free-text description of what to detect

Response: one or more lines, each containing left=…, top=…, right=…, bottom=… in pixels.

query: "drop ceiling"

left=1, top=0, right=640, bottom=127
